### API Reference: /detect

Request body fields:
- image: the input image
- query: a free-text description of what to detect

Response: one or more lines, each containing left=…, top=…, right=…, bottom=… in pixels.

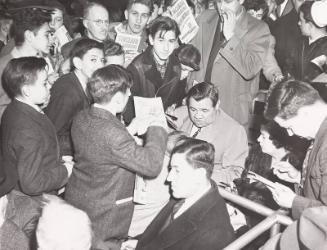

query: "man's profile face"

left=31, top=23, right=51, bottom=54
left=167, top=153, right=201, bottom=199
left=125, top=3, right=151, bottom=35
left=298, top=12, right=311, bottom=37
left=149, top=30, right=178, bottom=61
left=274, top=109, right=312, bottom=139
left=84, top=5, right=109, bottom=42
left=188, top=97, right=216, bottom=128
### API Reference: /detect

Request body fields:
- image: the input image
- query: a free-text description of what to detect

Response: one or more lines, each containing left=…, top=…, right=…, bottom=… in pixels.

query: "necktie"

left=300, top=141, right=314, bottom=193
left=192, top=127, right=201, bottom=138
left=171, top=199, right=185, bottom=219
left=159, top=199, right=185, bottom=234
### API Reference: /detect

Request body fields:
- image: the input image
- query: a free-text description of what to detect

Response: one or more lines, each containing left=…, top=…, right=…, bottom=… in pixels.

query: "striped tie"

left=192, top=128, right=201, bottom=138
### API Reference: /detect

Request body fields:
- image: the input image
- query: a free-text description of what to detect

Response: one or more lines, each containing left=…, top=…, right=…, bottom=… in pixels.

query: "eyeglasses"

left=85, top=19, right=109, bottom=26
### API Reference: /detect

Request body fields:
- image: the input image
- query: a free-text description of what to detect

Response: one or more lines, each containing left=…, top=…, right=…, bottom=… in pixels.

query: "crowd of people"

left=0, top=0, right=327, bottom=249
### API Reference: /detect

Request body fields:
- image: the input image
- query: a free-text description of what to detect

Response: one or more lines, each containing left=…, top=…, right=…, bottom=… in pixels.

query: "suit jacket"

left=292, top=117, right=327, bottom=219
left=191, top=9, right=270, bottom=126
left=175, top=107, right=248, bottom=184
left=136, top=182, right=235, bottom=250
left=45, top=72, right=91, bottom=156
left=65, top=106, right=167, bottom=243
left=1, top=100, right=68, bottom=196
left=124, top=46, right=181, bottom=123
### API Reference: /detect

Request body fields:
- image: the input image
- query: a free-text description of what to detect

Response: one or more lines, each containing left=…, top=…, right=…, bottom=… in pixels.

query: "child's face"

left=49, top=8, right=64, bottom=31
left=77, top=48, right=105, bottom=78
left=125, top=3, right=151, bottom=35
left=149, top=30, right=178, bottom=61
left=31, top=23, right=51, bottom=54
left=27, top=69, right=50, bottom=105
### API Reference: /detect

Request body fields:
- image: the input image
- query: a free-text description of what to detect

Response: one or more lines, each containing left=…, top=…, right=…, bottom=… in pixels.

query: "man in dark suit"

left=122, top=138, right=235, bottom=250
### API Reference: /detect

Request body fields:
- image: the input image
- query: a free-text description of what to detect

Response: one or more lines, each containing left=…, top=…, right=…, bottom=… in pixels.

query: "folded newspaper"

left=133, top=96, right=167, bottom=204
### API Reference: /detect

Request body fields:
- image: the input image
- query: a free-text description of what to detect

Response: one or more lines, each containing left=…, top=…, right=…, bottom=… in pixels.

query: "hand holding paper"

left=271, top=161, right=301, bottom=184
left=268, top=182, right=296, bottom=209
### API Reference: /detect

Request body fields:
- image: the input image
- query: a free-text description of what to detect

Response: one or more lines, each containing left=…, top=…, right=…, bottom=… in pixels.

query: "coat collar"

left=140, top=46, right=181, bottom=93
left=140, top=182, right=219, bottom=249
left=89, top=105, right=124, bottom=127
left=71, top=72, right=92, bottom=104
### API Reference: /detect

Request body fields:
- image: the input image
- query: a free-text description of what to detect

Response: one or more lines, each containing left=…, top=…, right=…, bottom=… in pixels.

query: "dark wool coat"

left=136, top=183, right=235, bottom=250
left=1, top=100, right=68, bottom=196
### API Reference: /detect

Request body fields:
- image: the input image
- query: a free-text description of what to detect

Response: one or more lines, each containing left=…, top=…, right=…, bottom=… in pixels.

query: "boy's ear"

left=20, top=85, right=30, bottom=98
left=149, top=35, right=154, bottom=46
left=124, top=9, right=129, bottom=20
left=82, top=19, right=88, bottom=29
left=24, top=30, right=34, bottom=43
left=72, top=57, right=82, bottom=70
left=215, top=100, right=220, bottom=110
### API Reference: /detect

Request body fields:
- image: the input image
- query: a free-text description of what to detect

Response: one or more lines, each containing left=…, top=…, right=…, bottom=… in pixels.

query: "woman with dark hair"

left=234, top=120, right=310, bottom=250
left=64, top=65, right=167, bottom=248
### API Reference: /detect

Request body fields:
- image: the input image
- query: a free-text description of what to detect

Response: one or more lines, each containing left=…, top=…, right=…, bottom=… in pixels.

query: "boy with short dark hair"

left=124, top=16, right=181, bottom=123
left=1, top=57, right=71, bottom=197
left=45, top=38, right=104, bottom=157
left=0, top=7, right=52, bottom=119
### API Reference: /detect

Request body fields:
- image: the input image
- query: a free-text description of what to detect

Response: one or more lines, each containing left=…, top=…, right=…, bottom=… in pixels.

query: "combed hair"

left=186, top=82, right=219, bottom=107
left=147, top=15, right=180, bottom=38
left=126, top=0, right=154, bottom=13
left=37, top=194, right=92, bottom=250
left=264, top=80, right=321, bottom=120
left=172, top=138, right=215, bottom=178
left=10, top=8, right=51, bottom=46
left=70, top=38, right=103, bottom=66
left=166, top=131, right=188, bottom=156
left=2, top=57, right=48, bottom=99
left=103, top=40, right=124, bottom=57
left=87, top=64, right=132, bottom=104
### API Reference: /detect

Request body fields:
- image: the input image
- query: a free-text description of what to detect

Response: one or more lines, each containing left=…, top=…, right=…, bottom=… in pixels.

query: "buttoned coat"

left=0, top=100, right=68, bottom=196
left=44, top=72, right=91, bottom=156
left=123, top=46, right=182, bottom=123
left=135, top=183, right=235, bottom=250
left=191, top=9, right=270, bottom=126
left=65, top=106, right=167, bottom=243
left=292, top=117, right=327, bottom=219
